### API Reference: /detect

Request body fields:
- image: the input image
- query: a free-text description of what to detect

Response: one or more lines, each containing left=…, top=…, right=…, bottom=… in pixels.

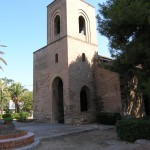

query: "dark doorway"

left=52, top=77, right=64, bottom=123
left=80, top=86, right=88, bottom=112
left=58, top=80, right=64, bottom=123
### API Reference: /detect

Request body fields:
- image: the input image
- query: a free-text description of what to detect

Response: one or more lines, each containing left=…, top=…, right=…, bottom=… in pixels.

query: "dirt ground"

left=36, top=128, right=149, bottom=150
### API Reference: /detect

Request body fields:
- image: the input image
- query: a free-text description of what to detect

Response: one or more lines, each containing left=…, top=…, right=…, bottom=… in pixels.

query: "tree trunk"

left=15, top=103, right=20, bottom=113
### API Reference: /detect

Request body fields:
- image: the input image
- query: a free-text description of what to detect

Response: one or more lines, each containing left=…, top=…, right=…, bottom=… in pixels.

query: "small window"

left=54, top=15, right=60, bottom=35
left=82, top=53, right=85, bottom=62
left=55, top=53, right=58, bottom=63
left=79, top=16, right=86, bottom=35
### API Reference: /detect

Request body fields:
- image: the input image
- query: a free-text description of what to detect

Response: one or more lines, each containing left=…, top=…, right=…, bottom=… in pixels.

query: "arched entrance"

left=80, top=86, right=90, bottom=112
left=52, top=77, right=64, bottom=123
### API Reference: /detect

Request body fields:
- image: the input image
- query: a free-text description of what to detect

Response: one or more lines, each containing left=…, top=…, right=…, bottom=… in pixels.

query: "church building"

left=33, top=0, right=122, bottom=124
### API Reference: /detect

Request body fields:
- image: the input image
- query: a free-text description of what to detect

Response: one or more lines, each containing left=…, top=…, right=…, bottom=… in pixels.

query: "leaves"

left=97, top=0, right=150, bottom=58
left=97, top=0, right=150, bottom=103
left=8, top=83, right=27, bottom=113
left=0, top=80, right=9, bottom=113
left=0, top=44, right=7, bottom=70
left=20, top=91, right=33, bottom=112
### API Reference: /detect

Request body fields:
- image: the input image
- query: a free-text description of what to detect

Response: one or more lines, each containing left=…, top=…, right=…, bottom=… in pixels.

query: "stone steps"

left=0, top=130, right=27, bottom=140
left=0, top=132, right=34, bottom=150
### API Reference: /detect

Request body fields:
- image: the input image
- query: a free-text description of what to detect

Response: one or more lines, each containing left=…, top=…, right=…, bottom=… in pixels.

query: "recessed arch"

left=82, top=53, right=86, bottom=62
left=78, top=9, right=91, bottom=42
left=52, top=76, right=64, bottom=123
left=55, top=53, right=58, bottom=63
left=80, top=86, right=91, bottom=112
left=79, top=16, right=86, bottom=35
left=54, top=15, right=60, bottom=35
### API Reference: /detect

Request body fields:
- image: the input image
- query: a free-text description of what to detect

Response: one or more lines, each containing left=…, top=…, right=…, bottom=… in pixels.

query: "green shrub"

left=97, top=112, right=121, bottom=125
left=16, top=111, right=29, bottom=122
left=11, top=113, right=19, bottom=119
left=2, top=113, right=11, bottom=119
left=116, top=118, right=150, bottom=141
left=3, top=116, right=13, bottom=123
left=0, top=114, right=2, bottom=119
left=2, top=113, right=13, bottom=123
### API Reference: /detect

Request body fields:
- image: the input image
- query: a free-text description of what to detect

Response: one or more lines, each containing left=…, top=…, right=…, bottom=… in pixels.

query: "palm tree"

left=0, top=80, right=9, bottom=114
left=0, top=45, right=7, bottom=70
left=9, top=83, right=27, bottom=113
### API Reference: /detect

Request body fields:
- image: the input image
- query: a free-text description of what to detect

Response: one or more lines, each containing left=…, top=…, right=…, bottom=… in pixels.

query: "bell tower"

left=33, top=0, right=98, bottom=124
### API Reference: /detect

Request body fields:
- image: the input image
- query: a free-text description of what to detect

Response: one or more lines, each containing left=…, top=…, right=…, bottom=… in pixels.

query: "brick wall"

left=95, top=67, right=122, bottom=112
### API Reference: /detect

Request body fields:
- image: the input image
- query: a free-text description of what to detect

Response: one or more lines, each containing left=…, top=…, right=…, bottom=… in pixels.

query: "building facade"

left=33, top=0, right=122, bottom=124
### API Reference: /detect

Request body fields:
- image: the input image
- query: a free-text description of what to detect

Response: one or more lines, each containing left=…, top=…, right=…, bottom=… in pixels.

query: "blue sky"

left=0, top=0, right=109, bottom=91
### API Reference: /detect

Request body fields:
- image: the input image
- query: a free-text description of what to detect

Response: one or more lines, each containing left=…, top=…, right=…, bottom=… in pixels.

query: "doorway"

left=52, top=77, right=64, bottom=123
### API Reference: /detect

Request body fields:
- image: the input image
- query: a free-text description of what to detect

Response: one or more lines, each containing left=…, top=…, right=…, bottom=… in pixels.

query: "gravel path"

left=12, top=121, right=150, bottom=150
left=36, top=129, right=149, bottom=150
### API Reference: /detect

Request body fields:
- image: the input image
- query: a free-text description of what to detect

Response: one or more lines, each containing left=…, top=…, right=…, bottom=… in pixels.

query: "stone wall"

left=33, top=37, right=69, bottom=123
left=95, top=67, right=122, bottom=113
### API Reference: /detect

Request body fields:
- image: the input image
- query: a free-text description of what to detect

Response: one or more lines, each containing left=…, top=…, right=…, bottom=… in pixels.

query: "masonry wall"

left=95, top=67, right=122, bottom=112
left=63, top=0, right=98, bottom=124
left=33, top=38, right=69, bottom=123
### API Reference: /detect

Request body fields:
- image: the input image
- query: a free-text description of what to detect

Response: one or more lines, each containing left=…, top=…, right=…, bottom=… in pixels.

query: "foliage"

left=0, top=114, right=2, bottom=118
left=0, top=80, right=9, bottom=113
left=0, top=44, right=7, bottom=70
left=97, top=0, right=150, bottom=114
left=8, top=83, right=27, bottom=113
left=116, top=118, right=150, bottom=141
left=0, top=77, right=33, bottom=114
left=2, top=113, right=13, bottom=123
left=3, top=116, right=13, bottom=123
left=16, top=111, right=29, bottom=122
left=11, top=113, right=19, bottom=119
left=1, top=77, right=14, bottom=86
left=2, top=113, right=11, bottom=118
left=20, top=91, right=33, bottom=113
left=97, top=112, right=121, bottom=125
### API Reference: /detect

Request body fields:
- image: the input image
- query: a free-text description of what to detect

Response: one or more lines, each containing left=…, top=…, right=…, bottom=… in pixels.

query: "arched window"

left=80, top=86, right=88, bottom=112
left=79, top=16, right=86, bottom=35
left=82, top=53, right=85, bottom=62
left=55, top=53, right=58, bottom=63
left=54, top=15, right=60, bottom=35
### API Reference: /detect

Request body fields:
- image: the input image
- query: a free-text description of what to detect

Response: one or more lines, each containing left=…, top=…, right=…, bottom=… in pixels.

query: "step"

left=0, top=130, right=27, bottom=140
left=0, top=132, right=34, bottom=150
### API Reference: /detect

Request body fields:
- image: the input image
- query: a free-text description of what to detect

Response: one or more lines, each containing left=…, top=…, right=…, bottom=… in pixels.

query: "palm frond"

left=0, top=57, right=7, bottom=65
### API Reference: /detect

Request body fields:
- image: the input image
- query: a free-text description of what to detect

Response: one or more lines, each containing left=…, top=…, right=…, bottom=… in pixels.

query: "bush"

left=116, top=118, right=150, bottom=141
left=11, top=113, right=19, bottom=119
left=2, top=113, right=13, bottom=123
left=97, top=112, right=121, bottom=125
left=0, top=114, right=2, bottom=119
left=2, top=113, right=11, bottom=119
left=3, top=116, right=13, bottom=123
left=16, top=112, right=29, bottom=122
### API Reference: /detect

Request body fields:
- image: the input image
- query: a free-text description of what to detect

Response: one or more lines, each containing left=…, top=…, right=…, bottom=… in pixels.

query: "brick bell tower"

left=33, top=0, right=98, bottom=124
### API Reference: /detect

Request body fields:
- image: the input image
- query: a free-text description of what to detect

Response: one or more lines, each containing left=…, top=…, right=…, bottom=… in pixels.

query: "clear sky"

left=0, top=0, right=109, bottom=91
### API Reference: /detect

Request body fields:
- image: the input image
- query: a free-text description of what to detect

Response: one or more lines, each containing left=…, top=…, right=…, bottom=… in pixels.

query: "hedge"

left=97, top=112, right=121, bottom=125
left=11, top=113, right=19, bottom=119
left=2, top=113, right=13, bottom=123
left=16, top=112, right=29, bottom=122
left=116, top=118, right=150, bottom=141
